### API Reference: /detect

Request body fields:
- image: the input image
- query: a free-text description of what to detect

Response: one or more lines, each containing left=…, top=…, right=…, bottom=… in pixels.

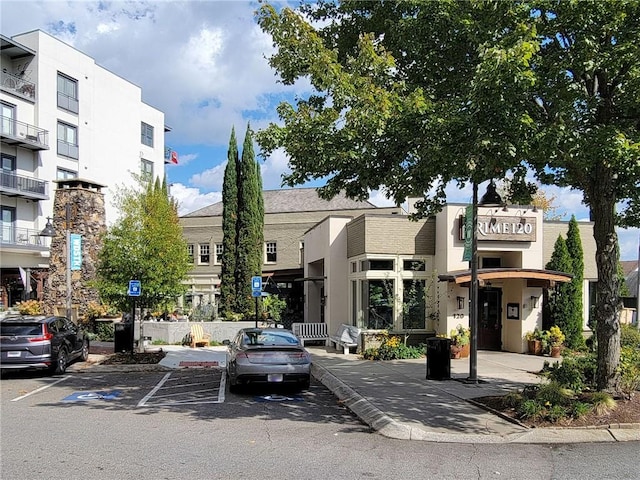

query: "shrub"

left=618, top=345, right=640, bottom=399
left=571, top=401, right=593, bottom=419
left=535, top=382, right=574, bottom=407
left=518, top=399, right=544, bottom=420
left=544, top=351, right=596, bottom=393
left=15, top=299, right=43, bottom=315
left=95, top=322, right=115, bottom=342
left=621, top=323, right=640, bottom=348
left=586, top=391, right=616, bottom=415
left=546, top=404, right=569, bottom=423
left=361, top=335, right=424, bottom=360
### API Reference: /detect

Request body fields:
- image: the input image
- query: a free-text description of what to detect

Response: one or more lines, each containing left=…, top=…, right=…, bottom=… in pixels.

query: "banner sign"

left=462, top=205, right=473, bottom=262
left=70, top=234, right=82, bottom=270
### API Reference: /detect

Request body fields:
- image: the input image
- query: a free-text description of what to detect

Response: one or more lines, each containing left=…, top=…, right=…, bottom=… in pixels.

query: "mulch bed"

left=99, top=351, right=167, bottom=365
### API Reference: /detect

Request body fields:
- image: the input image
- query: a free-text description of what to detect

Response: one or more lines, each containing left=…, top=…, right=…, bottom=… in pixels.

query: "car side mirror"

left=222, top=339, right=230, bottom=346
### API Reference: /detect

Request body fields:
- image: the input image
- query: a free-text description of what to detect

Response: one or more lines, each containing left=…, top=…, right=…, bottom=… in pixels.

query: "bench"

left=328, top=324, right=361, bottom=354
left=291, top=322, right=329, bottom=347
left=190, top=324, right=211, bottom=348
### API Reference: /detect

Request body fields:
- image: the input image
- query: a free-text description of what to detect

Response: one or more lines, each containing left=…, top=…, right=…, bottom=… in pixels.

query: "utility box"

left=426, top=337, right=451, bottom=380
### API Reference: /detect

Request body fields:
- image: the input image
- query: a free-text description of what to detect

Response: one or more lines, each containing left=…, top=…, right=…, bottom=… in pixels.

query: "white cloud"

left=170, top=183, right=221, bottom=217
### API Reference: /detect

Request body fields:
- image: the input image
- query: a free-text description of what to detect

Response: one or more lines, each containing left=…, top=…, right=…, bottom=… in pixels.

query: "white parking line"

left=11, top=375, right=72, bottom=402
left=137, top=372, right=172, bottom=407
left=137, top=370, right=225, bottom=407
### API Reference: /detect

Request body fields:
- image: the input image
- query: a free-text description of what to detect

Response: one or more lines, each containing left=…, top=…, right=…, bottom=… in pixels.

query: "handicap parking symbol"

left=63, top=390, right=122, bottom=402
left=255, top=394, right=303, bottom=403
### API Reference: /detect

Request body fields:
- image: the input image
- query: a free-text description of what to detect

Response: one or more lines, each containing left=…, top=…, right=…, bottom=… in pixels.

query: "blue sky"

left=2, top=0, right=638, bottom=261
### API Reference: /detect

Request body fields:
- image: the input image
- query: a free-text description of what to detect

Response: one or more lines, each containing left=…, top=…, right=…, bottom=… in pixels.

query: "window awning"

left=438, top=268, right=572, bottom=287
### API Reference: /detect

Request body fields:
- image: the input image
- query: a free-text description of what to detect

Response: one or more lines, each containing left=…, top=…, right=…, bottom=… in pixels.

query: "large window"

left=215, top=244, right=223, bottom=264
left=141, top=122, right=154, bottom=147
left=57, top=122, right=78, bottom=159
left=199, top=244, right=210, bottom=264
left=266, top=242, right=277, bottom=263
left=187, top=244, right=194, bottom=263
left=1, top=206, right=16, bottom=244
left=1, top=102, right=16, bottom=136
left=57, top=73, right=79, bottom=113
left=402, top=279, right=426, bottom=329
left=362, top=279, right=394, bottom=330
left=1, top=154, right=16, bottom=189
left=360, top=259, right=394, bottom=271
left=56, top=168, right=77, bottom=180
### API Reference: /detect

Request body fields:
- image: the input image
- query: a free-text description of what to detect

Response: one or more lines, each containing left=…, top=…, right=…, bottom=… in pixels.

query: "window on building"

left=57, top=122, right=78, bottom=159
left=1, top=206, right=16, bottom=243
left=299, top=241, right=304, bottom=265
left=403, top=279, right=426, bottom=329
left=199, top=244, right=210, bottom=264
left=141, top=122, right=154, bottom=147
left=215, top=244, right=223, bottom=264
left=56, top=168, right=77, bottom=180
left=360, top=259, right=394, bottom=271
left=361, top=279, right=394, bottom=330
left=482, top=257, right=502, bottom=268
left=57, top=73, right=79, bottom=113
left=140, top=159, right=153, bottom=180
left=187, top=244, right=194, bottom=263
left=1, top=102, right=16, bottom=136
left=351, top=262, right=357, bottom=273
left=403, top=259, right=426, bottom=271
left=266, top=242, right=277, bottom=263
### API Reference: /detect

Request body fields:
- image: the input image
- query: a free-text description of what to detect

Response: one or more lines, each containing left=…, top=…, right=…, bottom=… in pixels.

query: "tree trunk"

left=592, top=186, right=621, bottom=392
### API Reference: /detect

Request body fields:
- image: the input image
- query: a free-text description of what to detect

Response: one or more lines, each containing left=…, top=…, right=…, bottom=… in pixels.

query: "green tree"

left=220, top=127, right=239, bottom=316
left=546, top=235, right=574, bottom=343
left=96, top=175, right=190, bottom=313
left=618, top=261, right=631, bottom=297
left=236, top=124, right=265, bottom=314
left=564, top=216, right=586, bottom=348
left=256, top=1, right=640, bottom=391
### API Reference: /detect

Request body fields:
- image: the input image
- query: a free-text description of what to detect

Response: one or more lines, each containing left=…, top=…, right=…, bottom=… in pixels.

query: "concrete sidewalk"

left=308, top=346, right=640, bottom=444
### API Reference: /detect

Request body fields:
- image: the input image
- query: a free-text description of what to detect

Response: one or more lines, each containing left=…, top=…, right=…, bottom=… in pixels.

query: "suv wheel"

left=53, top=348, right=68, bottom=375
left=80, top=340, right=89, bottom=362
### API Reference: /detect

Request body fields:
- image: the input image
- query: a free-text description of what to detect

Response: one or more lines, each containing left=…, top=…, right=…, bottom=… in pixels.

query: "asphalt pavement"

left=79, top=341, right=640, bottom=444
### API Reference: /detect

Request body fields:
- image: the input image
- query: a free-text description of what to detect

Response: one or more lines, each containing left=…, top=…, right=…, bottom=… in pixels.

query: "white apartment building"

left=1, top=30, right=168, bottom=308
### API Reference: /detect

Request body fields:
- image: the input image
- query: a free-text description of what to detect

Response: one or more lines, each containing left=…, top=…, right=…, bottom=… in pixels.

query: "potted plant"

left=525, top=328, right=543, bottom=355
left=548, top=325, right=565, bottom=358
left=450, top=325, right=470, bottom=359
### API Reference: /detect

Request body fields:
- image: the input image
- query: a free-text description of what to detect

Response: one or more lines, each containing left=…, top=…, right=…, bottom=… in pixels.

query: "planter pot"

left=450, top=344, right=462, bottom=359
left=550, top=345, right=562, bottom=358
left=528, top=339, right=542, bottom=355
left=460, top=343, right=470, bottom=358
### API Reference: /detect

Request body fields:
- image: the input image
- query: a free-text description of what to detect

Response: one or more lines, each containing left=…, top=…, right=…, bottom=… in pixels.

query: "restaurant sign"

left=458, top=215, right=536, bottom=242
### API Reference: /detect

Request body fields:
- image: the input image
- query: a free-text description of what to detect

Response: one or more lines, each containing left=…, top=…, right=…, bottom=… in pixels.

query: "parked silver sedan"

left=225, top=328, right=311, bottom=392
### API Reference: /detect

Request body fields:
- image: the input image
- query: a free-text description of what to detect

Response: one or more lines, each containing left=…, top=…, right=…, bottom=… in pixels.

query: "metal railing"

left=0, top=225, right=50, bottom=248
left=0, top=171, right=48, bottom=198
left=1, top=71, right=36, bottom=101
left=0, top=115, right=49, bottom=148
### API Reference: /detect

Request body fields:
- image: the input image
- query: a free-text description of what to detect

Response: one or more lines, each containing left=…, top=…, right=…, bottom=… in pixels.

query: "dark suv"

left=0, top=315, right=89, bottom=375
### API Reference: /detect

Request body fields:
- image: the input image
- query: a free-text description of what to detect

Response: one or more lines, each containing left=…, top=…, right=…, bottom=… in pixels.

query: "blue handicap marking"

left=254, top=394, right=303, bottom=403
left=63, top=390, right=122, bottom=402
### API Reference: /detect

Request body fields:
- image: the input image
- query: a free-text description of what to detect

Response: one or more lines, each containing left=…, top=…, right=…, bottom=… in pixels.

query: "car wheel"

left=227, top=372, right=239, bottom=393
left=300, top=377, right=311, bottom=391
left=53, top=348, right=68, bottom=375
left=80, top=340, right=89, bottom=362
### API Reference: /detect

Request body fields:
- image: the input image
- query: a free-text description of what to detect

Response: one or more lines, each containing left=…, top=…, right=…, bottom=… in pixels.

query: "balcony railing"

left=0, top=171, right=48, bottom=200
left=0, top=115, right=49, bottom=150
left=1, top=71, right=36, bottom=101
left=0, top=225, right=50, bottom=249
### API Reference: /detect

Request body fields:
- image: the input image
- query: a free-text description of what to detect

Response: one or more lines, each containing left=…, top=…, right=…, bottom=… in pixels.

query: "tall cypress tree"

left=235, top=124, right=264, bottom=314
left=565, top=216, right=585, bottom=348
left=545, top=235, right=573, bottom=344
left=220, top=128, right=239, bottom=317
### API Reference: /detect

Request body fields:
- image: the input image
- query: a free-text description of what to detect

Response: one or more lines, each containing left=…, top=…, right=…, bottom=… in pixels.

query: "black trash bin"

left=426, top=337, right=451, bottom=380
left=114, top=322, right=133, bottom=353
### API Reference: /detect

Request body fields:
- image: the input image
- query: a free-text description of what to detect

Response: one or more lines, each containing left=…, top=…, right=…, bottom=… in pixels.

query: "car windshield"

left=0, top=324, right=42, bottom=336
left=242, top=331, right=299, bottom=346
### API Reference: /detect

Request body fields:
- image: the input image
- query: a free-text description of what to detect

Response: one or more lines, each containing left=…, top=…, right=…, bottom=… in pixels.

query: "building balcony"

left=0, top=225, right=50, bottom=252
left=0, top=115, right=49, bottom=150
left=0, top=171, right=49, bottom=200
left=1, top=70, right=36, bottom=102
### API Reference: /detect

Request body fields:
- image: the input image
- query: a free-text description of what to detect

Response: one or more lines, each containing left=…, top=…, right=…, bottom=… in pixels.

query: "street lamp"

left=40, top=206, right=73, bottom=321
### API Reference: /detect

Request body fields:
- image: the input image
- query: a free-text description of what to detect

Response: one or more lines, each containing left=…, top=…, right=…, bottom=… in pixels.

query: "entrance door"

left=478, top=288, right=502, bottom=350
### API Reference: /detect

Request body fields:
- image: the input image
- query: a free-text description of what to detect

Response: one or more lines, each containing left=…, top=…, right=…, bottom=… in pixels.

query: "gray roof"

left=182, top=188, right=379, bottom=217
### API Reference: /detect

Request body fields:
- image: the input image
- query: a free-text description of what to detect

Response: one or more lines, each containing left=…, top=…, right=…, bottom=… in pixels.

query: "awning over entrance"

left=438, top=268, right=572, bottom=287
left=293, top=276, right=326, bottom=282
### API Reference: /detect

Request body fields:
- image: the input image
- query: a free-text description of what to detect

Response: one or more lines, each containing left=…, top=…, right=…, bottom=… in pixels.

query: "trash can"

left=426, top=337, right=451, bottom=380
left=114, top=322, right=133, bottom=353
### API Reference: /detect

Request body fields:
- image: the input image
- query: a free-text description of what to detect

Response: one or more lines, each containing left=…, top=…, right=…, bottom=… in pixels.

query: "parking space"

left=137, top=368, right=225, bottom=407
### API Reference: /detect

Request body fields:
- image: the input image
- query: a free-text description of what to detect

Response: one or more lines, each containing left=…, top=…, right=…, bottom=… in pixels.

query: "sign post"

left=128, top=280, right=141, bottom=352
left=252, top=276, right=262, bottom=328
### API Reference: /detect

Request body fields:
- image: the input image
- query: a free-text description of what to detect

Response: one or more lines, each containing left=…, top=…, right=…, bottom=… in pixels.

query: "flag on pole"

left=170, top=150, right=178, bottom=164
left=19, top=267, right=27, bottom=287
